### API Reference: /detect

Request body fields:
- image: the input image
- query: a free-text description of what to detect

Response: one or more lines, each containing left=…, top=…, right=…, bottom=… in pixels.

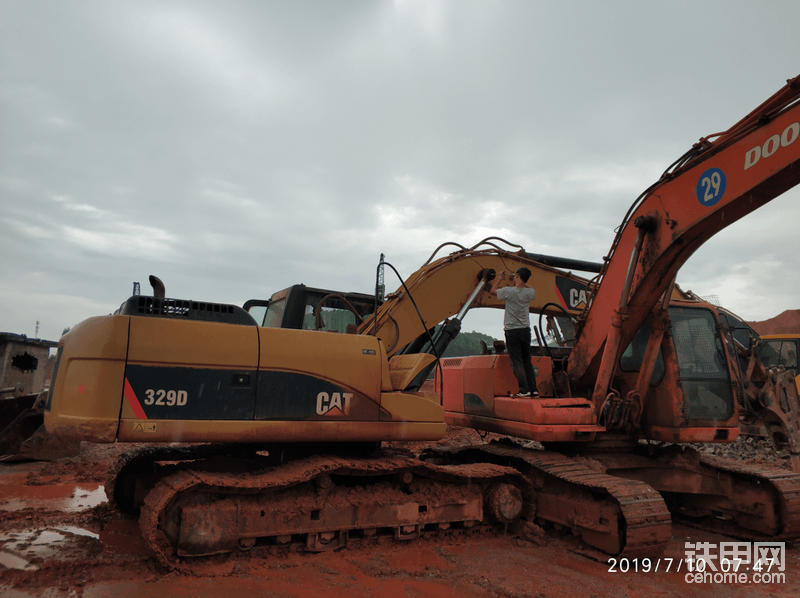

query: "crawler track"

left=558, top=444, right=800, bottom=546
left=126, top=440, right=800, bottom=565
left=664, top=450, right=800, bottom=541
left=106, top=443, right=279, bottom=515
left=421, top=441, right=673, bottom=557
left=137, top=453, right=530, bottom=569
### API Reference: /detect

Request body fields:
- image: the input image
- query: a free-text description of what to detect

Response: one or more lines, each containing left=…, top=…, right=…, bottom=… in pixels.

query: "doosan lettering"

left=744, top=121, right=799, bottom=170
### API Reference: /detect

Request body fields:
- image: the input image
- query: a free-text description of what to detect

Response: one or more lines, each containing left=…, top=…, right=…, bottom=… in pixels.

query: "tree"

left=442, top=330, right=496, bottom=358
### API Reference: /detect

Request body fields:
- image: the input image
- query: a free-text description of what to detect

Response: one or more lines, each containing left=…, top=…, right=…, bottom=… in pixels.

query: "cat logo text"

left=316, top=392, right=352, bottom=416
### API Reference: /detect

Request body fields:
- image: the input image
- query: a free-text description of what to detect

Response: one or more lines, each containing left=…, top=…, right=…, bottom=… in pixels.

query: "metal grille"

left=441, top=358, right=464, bottom=368
left=116, top=296, right=255, bottom=325
left=133, top=297, right=237, bottom=318
left=670, top=306, right=733, bottom=420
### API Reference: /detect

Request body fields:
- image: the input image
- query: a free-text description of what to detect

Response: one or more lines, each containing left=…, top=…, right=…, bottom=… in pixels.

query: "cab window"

left=670, top=306, right=733, bottom=420
left=263, top=299, right=287, bottom=328
left=762, top=340, right=798, bottom=369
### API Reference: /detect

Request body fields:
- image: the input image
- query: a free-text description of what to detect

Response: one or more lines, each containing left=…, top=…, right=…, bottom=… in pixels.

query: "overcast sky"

left=2, top=0, right=799, bottom=342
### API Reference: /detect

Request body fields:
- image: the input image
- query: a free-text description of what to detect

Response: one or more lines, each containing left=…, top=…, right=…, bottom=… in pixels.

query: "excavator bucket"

left=0, top=393, right=37, bottom=430
left=0, top=394, right=81, bottom=461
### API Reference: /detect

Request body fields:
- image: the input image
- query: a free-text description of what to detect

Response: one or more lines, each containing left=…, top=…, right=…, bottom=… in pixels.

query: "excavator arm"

left=356, top=238, right=600, bottom=356
left=569, top=75, right=800, bottom=397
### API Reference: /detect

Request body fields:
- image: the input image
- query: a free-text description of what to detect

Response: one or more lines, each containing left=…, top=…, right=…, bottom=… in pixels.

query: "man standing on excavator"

left=490, top=267, right=539, bottom=398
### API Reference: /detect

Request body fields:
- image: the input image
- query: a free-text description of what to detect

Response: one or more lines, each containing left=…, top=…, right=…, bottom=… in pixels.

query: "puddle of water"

left=0, top=548, right=38, bottom=570
left=64, top=486, right=107, bottom=512
left=53, top=526, right=100, bottom=540
left=0, top=526, right=102, bottom=570
left=0, top=484, right=107, bottom=512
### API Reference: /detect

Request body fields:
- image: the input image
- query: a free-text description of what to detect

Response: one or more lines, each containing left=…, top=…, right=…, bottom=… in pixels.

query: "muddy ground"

left=1, top=428, right=799, bottom=598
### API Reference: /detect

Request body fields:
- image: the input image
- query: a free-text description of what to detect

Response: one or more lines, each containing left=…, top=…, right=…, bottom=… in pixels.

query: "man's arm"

left=490, top=272, right=507, bottom=296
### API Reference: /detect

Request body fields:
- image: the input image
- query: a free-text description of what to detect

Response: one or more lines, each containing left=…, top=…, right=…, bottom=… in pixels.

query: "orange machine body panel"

left=437, top=354, right=603, bottom=442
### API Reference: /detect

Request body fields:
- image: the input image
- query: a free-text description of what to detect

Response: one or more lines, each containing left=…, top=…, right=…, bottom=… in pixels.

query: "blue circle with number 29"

left=696, top=167, right=727, bottom=206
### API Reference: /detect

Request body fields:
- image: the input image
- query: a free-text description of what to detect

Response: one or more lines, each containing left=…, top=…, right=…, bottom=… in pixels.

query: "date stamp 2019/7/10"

left=607, top=541, right=787, bottom=585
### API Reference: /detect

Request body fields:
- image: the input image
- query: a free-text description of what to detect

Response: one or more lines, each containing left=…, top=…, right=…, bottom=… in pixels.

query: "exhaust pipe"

left=149, top=275, right=165, bottom=298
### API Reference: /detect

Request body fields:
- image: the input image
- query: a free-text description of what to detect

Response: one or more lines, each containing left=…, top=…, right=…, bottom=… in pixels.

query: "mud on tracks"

left=2, top=431, right=800, bottom=597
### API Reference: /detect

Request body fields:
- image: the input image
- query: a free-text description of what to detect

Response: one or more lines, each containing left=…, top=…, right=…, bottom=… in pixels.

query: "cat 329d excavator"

left=44, top=75, right=800, bottom=567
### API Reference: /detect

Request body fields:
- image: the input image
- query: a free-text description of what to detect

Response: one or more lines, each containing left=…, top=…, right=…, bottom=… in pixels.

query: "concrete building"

left=0, top=333, right=58, bottom=395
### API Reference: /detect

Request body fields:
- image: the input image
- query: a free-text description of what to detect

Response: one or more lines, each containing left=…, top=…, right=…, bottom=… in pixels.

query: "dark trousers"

left=505, top=327, right=538, bottom=394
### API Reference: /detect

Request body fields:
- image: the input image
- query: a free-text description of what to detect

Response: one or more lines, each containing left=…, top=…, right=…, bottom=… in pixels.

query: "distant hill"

left=747, top=309, right=800, bottom=336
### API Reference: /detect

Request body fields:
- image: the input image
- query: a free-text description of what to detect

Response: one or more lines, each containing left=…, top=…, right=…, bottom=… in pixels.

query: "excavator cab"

left=244, top=285, right=379, bottom=333
left=668, top=305, right=735, bottom=421
left=759, top=335, right=800, bottom=370
left=581, top=302, right=739, bottom=438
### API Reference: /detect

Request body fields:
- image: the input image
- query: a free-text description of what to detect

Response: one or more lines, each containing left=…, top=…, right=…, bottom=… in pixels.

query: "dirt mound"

left=747, top=308, right=800, bottom=336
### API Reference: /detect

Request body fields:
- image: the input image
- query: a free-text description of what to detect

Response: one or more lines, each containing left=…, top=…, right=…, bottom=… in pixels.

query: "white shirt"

left=497, top=286, right=536, bottom=330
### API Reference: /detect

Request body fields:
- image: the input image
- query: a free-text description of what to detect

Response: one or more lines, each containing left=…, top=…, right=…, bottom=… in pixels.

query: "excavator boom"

left=569, top=75, right=800, bottom=392
left=358, top=240, right=599, bottom=356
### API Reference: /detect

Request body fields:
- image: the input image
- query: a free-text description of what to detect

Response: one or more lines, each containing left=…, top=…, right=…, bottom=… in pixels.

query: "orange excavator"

left=43, top=75, right=800, bottom=567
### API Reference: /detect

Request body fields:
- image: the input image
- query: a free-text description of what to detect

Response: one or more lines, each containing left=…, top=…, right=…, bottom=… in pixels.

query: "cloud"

left=1, top=0, right=799, bottom=343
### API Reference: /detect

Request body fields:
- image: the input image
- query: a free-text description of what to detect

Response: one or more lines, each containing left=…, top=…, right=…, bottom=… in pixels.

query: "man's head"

left=516, top=267, right=531, bottom=283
